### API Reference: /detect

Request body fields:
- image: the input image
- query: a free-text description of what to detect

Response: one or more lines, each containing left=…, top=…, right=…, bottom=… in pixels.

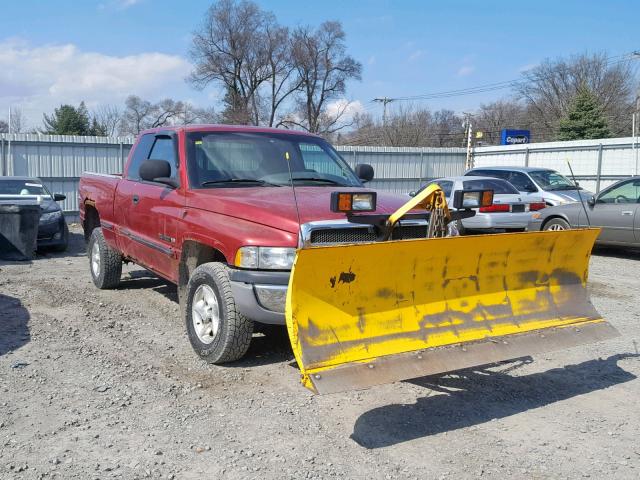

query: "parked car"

left=528, top=177, right=640, bottom=247
left=0, top=176, right=68, bottom=251
left=428, top=176, right=546, bottom=233
left=464, top=166, right=594, bottom=206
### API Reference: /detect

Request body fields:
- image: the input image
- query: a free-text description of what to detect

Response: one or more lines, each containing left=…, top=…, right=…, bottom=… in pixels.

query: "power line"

left=373, top=50, right=640, bottom=104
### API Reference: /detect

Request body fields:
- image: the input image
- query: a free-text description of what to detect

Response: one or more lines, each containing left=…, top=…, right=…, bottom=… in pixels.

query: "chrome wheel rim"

left=192, top=285, right=220, bottom=345
left=547, top=224, right=566, bottom=231
left=91, top=240, right=101, bottom=277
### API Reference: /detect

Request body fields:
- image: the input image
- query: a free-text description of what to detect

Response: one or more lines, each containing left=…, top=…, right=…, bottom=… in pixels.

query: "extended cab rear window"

left=463, top=178, right=519, bottom=195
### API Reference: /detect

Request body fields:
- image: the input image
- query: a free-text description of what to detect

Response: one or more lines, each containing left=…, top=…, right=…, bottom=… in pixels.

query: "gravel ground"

left=1, top=225, right=639, bottom=479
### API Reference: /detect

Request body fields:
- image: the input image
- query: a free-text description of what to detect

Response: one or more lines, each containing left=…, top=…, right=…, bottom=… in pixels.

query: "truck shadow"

left=351, top=353, right=638, bottom=449
left=0, top=293, right=31, bottom=357
left=592, top=246, right=640, bottom=261
left=119, top=269, right=179, bottom=303
left=119, top=270, right=295, bottom=366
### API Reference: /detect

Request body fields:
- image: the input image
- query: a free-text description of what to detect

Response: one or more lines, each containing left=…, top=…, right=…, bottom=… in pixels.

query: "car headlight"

left=235, top=246, right=296, bottom=270
left=40, top=211, right=62, bottom=222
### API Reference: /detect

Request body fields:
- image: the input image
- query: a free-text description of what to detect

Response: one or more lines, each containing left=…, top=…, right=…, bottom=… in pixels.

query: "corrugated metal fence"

left=474, top=137, right=640, bottom=193
left=0, top=133, right=466, bottom=215
left=2, top=133, right=638, bottom=217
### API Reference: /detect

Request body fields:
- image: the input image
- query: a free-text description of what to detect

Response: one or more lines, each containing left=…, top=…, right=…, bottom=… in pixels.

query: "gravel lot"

left=1, top=225, right=639, bottom=479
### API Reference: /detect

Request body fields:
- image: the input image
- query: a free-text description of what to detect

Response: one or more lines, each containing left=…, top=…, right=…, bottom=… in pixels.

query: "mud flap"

left=285, top=229, right=619, bottom=394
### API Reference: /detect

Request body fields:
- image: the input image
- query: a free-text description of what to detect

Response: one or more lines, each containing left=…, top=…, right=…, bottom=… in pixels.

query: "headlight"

left=235, top=246, right=296, bottom=270
left=40, top=211, right=62, bottom=222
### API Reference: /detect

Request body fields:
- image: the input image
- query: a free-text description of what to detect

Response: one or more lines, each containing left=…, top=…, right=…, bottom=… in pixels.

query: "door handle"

left=621, top=211, right=633, bottom=216
left=132, top=195, right=139, bottom=205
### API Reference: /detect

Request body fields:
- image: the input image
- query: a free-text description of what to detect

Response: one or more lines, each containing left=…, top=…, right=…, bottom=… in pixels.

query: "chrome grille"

left=309, top=224, right=429, bottom=245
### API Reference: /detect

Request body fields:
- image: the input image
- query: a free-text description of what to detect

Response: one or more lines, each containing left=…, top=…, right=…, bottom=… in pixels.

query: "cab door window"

left=148, top=137, right=178, bottom=179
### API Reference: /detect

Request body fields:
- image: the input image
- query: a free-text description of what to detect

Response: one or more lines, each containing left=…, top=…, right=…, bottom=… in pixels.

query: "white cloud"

left=457, top=65, right=475, bottom=76
left=325, top=99, right=365, bottom=123
left=0, top=39, right=190, bottom=126
left=408, top=49, right=424, bottom=62
left=518, top=63, right=538, bottom=73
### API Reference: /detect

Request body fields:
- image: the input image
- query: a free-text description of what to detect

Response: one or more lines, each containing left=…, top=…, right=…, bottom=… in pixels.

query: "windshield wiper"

left=289, top=177, right=345, bottom=186
left=200, top=178, right=280, bottom=187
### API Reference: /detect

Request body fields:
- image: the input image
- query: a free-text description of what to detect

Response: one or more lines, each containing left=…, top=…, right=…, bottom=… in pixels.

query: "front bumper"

left=462, top=212, right=533, bottom=230
left=37, top=216, right=67, bottom=247
left=229, top=269, right=290, bottom=325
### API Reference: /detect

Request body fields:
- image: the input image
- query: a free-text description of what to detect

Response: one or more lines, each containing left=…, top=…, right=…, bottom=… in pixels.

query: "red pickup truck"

left=79, top=125, right=425, bottom=363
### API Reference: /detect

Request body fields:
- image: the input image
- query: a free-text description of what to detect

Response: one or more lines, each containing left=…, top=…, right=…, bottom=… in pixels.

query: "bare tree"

left=344, top=106, right=464, bottom=147
left=120, top=95, right=218, bottom=135
left=517, top=52, right=637, bottom=139
left=473, top=99, right=529, bottom=145
left=0, top=120, right=8, bottom=133
left=189, top=0, right=273, bottom=125
left=432, top=109, right=465, bottom=147
left=94, top=105, right=122, bottom=137
left=9, top=106, right=26, bottom=133
left=264, top=25, right=302, bottom=127
left=288, top=21, right=362, bottom=135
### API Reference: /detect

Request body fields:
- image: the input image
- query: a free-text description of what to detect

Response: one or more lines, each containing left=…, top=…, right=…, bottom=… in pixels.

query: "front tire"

left=88, top=228, right=122, bottom=289
left=184, top=262, right=253, bottom=364
left=543, top=218, right=571, bottom=231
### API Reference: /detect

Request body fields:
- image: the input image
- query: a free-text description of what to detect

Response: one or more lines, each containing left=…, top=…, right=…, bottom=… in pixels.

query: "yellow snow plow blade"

left=285, top=228, right=618, bottom=394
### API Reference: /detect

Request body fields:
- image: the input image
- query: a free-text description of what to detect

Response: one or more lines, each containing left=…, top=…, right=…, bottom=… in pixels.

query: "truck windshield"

left=529, top=170, right=578, bottom=191
left=186, top=131, right=361, bottom=188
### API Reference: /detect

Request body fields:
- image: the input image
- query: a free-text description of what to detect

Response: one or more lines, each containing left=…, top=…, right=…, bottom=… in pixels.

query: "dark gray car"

left=528, top=177, right=640, bottom=247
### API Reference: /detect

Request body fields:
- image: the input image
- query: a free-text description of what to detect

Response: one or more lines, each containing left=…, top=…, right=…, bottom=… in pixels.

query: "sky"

left=1, top=0, right=638, bottom=129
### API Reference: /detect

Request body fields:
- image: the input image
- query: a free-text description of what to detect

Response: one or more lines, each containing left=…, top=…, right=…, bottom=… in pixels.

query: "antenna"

left=285, top=151, right=303, bottom=242
left=566, top=160, right=591, bottom=227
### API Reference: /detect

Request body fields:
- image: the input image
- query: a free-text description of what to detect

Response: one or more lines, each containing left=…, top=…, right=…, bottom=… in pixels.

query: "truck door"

left=116, top=133, right=183, bottom=282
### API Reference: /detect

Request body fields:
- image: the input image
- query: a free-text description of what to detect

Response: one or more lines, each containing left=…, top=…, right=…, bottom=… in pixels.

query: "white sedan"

left=430, top=176, right=546, bottom=233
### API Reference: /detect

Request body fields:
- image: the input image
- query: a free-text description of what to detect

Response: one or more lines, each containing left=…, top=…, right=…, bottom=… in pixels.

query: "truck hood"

left=187, top=187, right=412, bottom=234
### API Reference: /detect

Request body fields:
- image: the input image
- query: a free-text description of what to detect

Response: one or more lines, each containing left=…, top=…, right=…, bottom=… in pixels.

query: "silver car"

left=464, top=166, right=594, bottom=206
left=528, top=177, right=640, bottom=247
left=431, top=176, right=545, bottom=233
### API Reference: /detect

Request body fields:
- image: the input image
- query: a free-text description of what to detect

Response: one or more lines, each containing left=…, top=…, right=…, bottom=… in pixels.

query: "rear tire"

left=88, top=228, right=122, bottom=289
left=184, top=262, right=253, bottom=364
left=543, top=218, right=571, bottom=231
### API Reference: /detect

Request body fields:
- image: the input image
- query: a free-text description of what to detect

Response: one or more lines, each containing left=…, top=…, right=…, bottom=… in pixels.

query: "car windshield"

left=0, top=179, right=49, bottom=196
left=529, top=170, right=577, bottom=191
left=462, top=178, right=519, bottom=194
left=186, top=132, right=361, bottom=188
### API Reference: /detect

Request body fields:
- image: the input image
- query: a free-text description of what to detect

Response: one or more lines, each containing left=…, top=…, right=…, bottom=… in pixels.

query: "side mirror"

left=587, top=195, right=596, bottom=207
left=354, top=163, right=374, bottom=182
left=53, top=193, right=66, bottom=201
left=409, top=191, right=417, bottom=197
left=139, top=159, right=178, bottom=188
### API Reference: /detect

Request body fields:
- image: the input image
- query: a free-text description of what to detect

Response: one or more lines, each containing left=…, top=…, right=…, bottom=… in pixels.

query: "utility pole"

left=631, top=91, right=640, bottom=175
left=464, top=113, right=474, bottom=170
left=373, top=97, right=394, bottom=126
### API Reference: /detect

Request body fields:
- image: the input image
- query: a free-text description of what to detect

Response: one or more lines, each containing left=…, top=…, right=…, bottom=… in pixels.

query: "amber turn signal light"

left=330, top=191, right=377, bottom=213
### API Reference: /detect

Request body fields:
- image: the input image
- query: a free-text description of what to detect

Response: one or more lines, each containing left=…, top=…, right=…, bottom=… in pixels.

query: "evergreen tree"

left=42, top=102, right=92, bottom=135
left=557, top=86, right=611, bottom=140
